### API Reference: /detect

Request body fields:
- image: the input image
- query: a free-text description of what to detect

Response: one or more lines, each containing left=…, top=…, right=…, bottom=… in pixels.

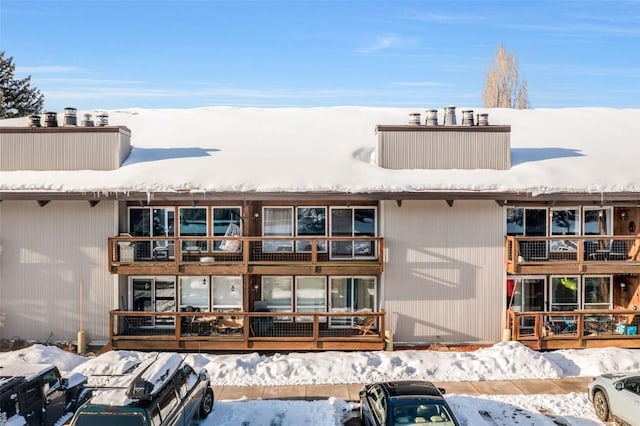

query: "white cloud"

left=357, top=34, right=401, bottom=53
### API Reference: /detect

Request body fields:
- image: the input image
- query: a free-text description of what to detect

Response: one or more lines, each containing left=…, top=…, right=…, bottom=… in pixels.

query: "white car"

left=587, top=372, right=640, bottom=425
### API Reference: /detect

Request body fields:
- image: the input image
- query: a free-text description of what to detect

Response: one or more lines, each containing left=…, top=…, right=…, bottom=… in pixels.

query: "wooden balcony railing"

left=108, top=236, right=384, bottom=274
left=506, top=236, right=640, bottom=274
left=108, top=309, right=386, bottom=352
left=507, top=308, right=640, bottom=349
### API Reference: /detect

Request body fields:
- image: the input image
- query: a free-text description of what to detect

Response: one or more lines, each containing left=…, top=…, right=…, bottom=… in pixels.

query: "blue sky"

left=1, top=0, right=639, bottom=111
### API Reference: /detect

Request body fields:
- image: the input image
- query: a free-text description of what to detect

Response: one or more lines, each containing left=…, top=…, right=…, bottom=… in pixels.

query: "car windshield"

left=392, top=402, right=454, bottom=424
left=73, top=413, right=146, bottom=426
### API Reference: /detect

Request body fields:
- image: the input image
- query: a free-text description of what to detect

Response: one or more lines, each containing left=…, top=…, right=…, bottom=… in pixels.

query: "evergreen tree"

left=0, top=51, right=45, bottom=118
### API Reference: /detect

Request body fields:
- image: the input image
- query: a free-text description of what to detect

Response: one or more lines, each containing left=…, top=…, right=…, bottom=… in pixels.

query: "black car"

left=359, top=381, right=460, bottom=426
left=0, top=362, right=89, bottom=426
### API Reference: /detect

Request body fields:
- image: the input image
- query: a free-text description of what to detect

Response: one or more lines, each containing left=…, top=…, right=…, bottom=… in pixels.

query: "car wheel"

left=199, top=387, right=214, bottom=418
left=593, top=390, right=610, bottom=422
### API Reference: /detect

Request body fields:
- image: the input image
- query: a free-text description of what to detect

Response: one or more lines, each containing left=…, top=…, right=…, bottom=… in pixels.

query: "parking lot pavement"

left=213, top=377, right=592, bottom=402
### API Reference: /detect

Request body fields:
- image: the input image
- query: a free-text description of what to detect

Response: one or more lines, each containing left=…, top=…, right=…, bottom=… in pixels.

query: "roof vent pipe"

left=477, top=113, right=489, bottom=126
left=82, top=113, right=94, bottom=127
left=28, top=114, right=41, bottom=128
left=97, top=112, right=109, bottom=126
left=443, top=106, right=456, bottom=125
left=408, top=112, right=421, bottom=125
left=461, top=110, right=474, bottom=126
left=425, top=109, right=438, bottom=126
left=63, top=107, right=77, bottom=126
left=43, top=111, right=58, bottom=127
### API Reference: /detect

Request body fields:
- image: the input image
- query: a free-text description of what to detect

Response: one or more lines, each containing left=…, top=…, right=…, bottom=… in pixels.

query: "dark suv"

left=359, top=380, right=460, bottom=426
left=0, top=362, right=89, bottom=426
left=68, top=352, right=213, bottom=426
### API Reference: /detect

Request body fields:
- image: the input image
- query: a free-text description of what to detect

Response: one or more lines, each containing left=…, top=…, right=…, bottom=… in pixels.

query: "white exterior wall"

left=381, top=200, right=504, bottom=345
left=0, top=200, right=117, bottom=344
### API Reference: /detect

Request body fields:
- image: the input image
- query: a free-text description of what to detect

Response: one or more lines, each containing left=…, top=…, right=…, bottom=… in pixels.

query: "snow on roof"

left=2, top=106, right=640, bottom=197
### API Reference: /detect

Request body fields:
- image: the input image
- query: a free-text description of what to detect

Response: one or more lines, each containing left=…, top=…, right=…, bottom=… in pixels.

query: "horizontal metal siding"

left=381, top=200, right=504, bottom=345
left=0, top=132, right=129, bottom=170
left=378, top=131, right=510, bottom=170
left=0, top=200, right=117, bottom=344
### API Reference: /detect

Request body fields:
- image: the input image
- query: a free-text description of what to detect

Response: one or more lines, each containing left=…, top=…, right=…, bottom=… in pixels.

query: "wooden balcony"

left=107, top=310, right=386, bottom=352
left=506, top=236, right=640, bottom=274
left=109, top=236, right=384, bottom=275
left=507, top=309, right=640, bottom=350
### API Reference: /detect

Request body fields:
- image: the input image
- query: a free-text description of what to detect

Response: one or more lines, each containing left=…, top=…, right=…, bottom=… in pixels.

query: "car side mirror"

left=198, top=371, right=208, bottom=381
left=438, top=387, right=447, bottom=395
left=60, top=378, right=69, bottom=390
left=615, top=382, right=624, bottom=391
left=359, top=389, right=366, bottom=398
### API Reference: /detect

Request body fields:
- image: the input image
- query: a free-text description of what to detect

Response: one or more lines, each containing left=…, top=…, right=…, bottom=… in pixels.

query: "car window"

left=21, top=382, right=43, bottom=409
left=150, top=405, right=162, bottom=426
left=41, top=369, right=60, bottom=395
left=623, top=377, right=640, bottom=395
left=369, top=386, right=386, bottom=423
left=158, top=387, right=179, bottom=421
left=175, top=364, right=198, bottom=399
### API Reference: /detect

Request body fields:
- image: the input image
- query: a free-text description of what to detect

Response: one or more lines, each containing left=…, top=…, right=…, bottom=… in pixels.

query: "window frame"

left=262, top=206, right=294, bottom=253
left=294, top=276, right=327, bottom=322
left=329, top=206, right=378, bottom=260
left=295, top=206, right=327, bottom=253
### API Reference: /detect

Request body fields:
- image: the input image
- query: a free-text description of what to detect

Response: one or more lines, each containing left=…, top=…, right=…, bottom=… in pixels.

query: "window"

left=550, top=276, right=579, bottom=311
left=179, top=276, right=210, bottom=311
left=263, top=207, right=293, bottom=252
left=583, top=276, right=612, bottom=310
left=296, top=207, right=327, bottom=252
left=261, top=276, right=293, bottom=320
left=175, top=364, right=198, bottom=399
left=329, top=276, right=376, bottom=327
left=508, top=207, right=548, bottom=260
left=128, top=207, right=175, bottom=259
left=295, top=277, right=327, bottom=322
left=550, top=207, right=579, bottom=252
left=179, top=207, right=208, bottom=253
left=330, top=207, right=377, bottom=259
left=212, top=207, right=242, bottom=252
left=583, top=207, right=612, bottom=235
left=212, top=276, right=243, bottom=311
left=157, top=387, right=179, bottom=421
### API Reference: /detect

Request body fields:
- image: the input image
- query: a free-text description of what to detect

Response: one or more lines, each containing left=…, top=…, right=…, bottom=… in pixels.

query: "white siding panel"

left=381, top=200, right=504, bottom=345
left=0, top=200, right=117, bottom=344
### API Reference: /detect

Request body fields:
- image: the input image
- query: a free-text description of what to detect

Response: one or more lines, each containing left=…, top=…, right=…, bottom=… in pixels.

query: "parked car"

left=359, top=380, right=460, bottom=426
left=67, top=352, right=213, bottom=426
left=588, top=372, right=640, bottom=425
left=0, top=362, right=89, bottom=426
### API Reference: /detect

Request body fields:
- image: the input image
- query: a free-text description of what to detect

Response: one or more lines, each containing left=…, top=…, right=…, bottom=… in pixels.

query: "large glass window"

left=508, top=208, right=548, bottom=260
left=179, top=276, right=210, bottom=311
left=295, top=276, right=327, bottom=322
left=550, top=276, right=579, bottom=311
left=330, top=207, right=377, bottom=259
left=263, top=207, right=293, bottom=252
left=212, top=207, right=242, bottom=252
left=130, top=277, right=176, bottom=327
left=179, top=207, right=208, bottom=253
left=128, top=207, right=175, bottom=259
left=212, top=276, right=243, bottom=310
left=583, top=276, right=612, bottom=310
left=550, top=207, right=579, bottom=252
left=261, top=276, right=293, bottom=320
left=329, top=276, right=376, bottom=327
left=584, top=207, right=613, bottom=236
left=296, top=207, right=327, bottom=252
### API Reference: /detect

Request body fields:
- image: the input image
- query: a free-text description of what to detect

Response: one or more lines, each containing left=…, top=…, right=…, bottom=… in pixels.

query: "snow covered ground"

left=2, top=341, right=638, bottom=425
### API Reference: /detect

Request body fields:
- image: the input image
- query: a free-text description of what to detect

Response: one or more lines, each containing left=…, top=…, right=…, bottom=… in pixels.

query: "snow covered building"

left=1, top=106, right=639, bottom=351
